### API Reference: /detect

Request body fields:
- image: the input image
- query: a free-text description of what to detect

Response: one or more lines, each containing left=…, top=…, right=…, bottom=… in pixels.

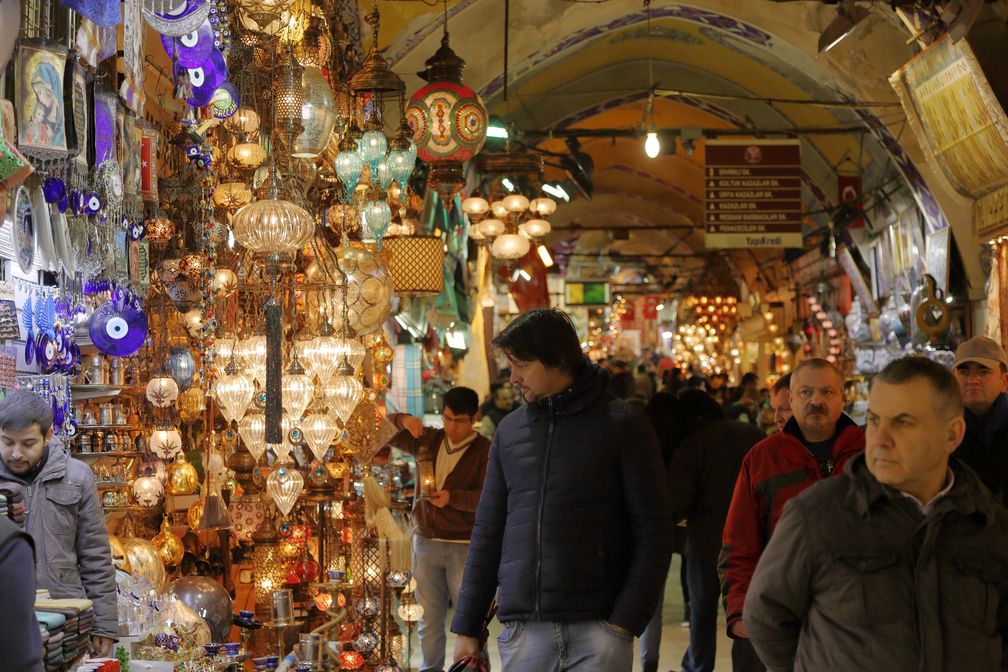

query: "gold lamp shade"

left=188, top=499, right=204, bottom=531
left=213, top=181, right=253, bottom=210
left=152, top=517, right=185, bottom=567
left=380, top=235, right=444, bottom=296
left=228, top=142, right=267, bottom=169
left=123, top=536, right=167, bottom=590
left=168, top=456, right=200, bottom=496
left=108, top=535, right=132, bottom=574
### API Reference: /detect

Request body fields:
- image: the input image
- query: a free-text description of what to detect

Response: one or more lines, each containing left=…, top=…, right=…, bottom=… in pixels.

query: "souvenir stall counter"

left=0, top=0, right=511, bottom=666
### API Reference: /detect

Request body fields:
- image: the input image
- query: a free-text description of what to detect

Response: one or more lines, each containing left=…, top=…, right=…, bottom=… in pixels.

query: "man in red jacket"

left=718, top=358, right=864, bottom=671
left=387, top=387, right=490, bottom=672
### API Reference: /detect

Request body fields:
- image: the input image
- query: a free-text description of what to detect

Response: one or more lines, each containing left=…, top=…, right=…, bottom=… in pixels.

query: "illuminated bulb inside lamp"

left=644, top=132, right=660, bottom=158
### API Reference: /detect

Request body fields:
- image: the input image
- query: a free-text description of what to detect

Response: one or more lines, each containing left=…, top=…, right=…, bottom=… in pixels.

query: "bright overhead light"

left=644, top=131, right=660, bottom=158
left=537, top=245, right=554, bottom=268
left=486, top=125, right=508, bottom=139
left=445, top=330, right=466, bottom=349
left=818, top=4, right=870, bottom=55
left=542, top=183, right=570, bottom=202
left=517, top=269, right=531, bottom=282
left=661, top=330, right=673, bottom=339
left=502, top=178, right=515, bottom=192
left=655, top=302, right=664, bottom=312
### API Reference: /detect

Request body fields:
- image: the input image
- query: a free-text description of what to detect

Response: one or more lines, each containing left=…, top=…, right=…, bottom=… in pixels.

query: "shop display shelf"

left=77, top=424, right=142, bottom=431
left=74, top=451, right=140, bottom=460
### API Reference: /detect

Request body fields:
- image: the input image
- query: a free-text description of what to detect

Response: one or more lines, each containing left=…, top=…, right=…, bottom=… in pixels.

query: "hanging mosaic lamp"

left=215, top=357, right=256, bottom=424
left=267, top=463, right=304, bottom=516
left=238, top=413, right=268, bottom=461
left=281, top=352, right=315, bottom=421
left=302, top=412, right=339, bottom=462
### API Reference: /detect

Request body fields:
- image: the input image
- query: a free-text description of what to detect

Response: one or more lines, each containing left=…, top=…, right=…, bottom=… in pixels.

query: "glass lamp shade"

left=281, top=371, right=314, bottom=421
left=468, top=225, right=485, bottom=241
left=363, top=199, right=392, bottom=241
left=228, top=142, right=267, bottom=169
left=213, top=268, right=238, bottom=294
left=375, top=159, right=394, bottom=190
left=228, top=495, right=265, bottom=542
left=462, top=196, right=489, bottom=216
left=502, top=193, right=530, bottom=213
left=335, top=149, right=363, bottom=195
left=151, top=517, right=184, bottom=566
left=292, top=66, right=340, bottom=159
left=358, top=129, right=388, bottom=172
left=146, top=375, right=179, bottom=408
left=225, top=106, right=260, bottom=134
left=211, top=337, right=236, bottom=363
left=386, top=147, right=415, bottom=189
left=519, top=218, right=551, bottom=238
left=336, top=335, right=367, bottom=372
left=490, top=201, right=508, bottom=218
left=398, top=603, right=424, bottom=623
left=145, top=215, right=176, bottom=243
left=150, top=428, right=183, bottom=460
left=405, top=81, right=487, bottom=163
left=235, top=335, right=267, bottom=382
left=329, top=373, right=363, bottom=423
left=304, top=336, right=333, bottom=385
left=232, top=198, right=315, bottom=258
left=213, top=182, right=252, bottom=210
left=491, top=233, right=530, bottom=260
left=266, top=464, right=304, bottom=517
left=167, top=457, right=199, bottom=495
left=132, top=474, right=164, bottom=508
left=530, top=197, right=557, bottom=216
left=215, top=371, right=256, bottom=424
left=477, top=218, right=505, bottom=238
left=302, top=413, right=339, bottom=462
left=238, top=413, right=268, bottom=461
left=380, top=235, right=445, bottom=297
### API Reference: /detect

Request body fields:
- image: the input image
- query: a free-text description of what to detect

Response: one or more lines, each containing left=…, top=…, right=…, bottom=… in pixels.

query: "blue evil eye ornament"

left=173, top=48, right=227, bottom=108
left=128, top=220, right=147, bottom=241
left=83, top=192, right=103, bottom=215
left=88, top=284, right=149, bottom=357
left=42, top=177, right=66, bottom=204
left=160, top=19, right=214, bottom=67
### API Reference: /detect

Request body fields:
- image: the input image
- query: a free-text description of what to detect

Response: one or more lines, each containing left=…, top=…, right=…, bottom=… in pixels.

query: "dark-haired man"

left=952, top=336, right=1008, bottom=503
left=451, top=309, right=673, bottom=671
left=0, top=389, right=117, bottom=656
left=387, top=386, right=490, bottom=672
left=745, top=356, right=1008, bottom=670
left=719, top=359, right=863, bottom=671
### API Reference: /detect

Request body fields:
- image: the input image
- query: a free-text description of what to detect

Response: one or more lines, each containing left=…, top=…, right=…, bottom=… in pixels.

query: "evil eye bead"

left=84, top=192, right=103, bottom=215
left=42, top=177, right=67, bottom=204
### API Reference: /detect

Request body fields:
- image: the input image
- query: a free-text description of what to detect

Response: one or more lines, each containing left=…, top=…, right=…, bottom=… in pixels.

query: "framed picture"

left=16, top=42, right=69, bottom=157
left=119, top=109, right=141, bottom=198
left=92, top=85, right=117, bottom=166
left=62, top=55, right=90, bottom=166
left=926, top=227, right=951, bottom=293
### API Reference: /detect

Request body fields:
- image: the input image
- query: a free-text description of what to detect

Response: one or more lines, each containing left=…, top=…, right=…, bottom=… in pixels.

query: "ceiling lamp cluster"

left=461, top=193, right=556, bottom=260
left=681, top=295, right=739, bottom=334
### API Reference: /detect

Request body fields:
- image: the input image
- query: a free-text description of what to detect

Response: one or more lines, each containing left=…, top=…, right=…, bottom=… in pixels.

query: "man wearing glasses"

left=388, top=387, right=491, bottom=672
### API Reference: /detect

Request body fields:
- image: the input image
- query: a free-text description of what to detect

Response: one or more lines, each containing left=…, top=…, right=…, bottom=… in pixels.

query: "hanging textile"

left=985, top=248, right=1001, bottom=344
left=457, top=247, right=491, bottom=401
left=119, top=0, right=145, bottom=114
left=390, top=343, right=423, bottom=418
left=996, top=240, right=1008, bottom=348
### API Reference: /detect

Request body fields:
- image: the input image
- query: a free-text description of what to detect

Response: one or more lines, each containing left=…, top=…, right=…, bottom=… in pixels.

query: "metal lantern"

left=381, top=235, right=444, bottom=296
left=405, top=33, right=487, bottom=165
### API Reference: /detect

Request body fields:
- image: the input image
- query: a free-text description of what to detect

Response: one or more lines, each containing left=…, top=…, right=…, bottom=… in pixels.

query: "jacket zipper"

left=534, top=397, right=556, bottom=619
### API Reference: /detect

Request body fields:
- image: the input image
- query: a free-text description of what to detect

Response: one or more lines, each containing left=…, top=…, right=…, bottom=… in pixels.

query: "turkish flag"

left=837, top=173, right=864, bottom=228
left=642, top=296, right=660, bottom=320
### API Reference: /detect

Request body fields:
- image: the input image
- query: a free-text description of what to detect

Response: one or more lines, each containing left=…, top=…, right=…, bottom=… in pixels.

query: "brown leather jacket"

left=387, top=415, right=490, bottom=541
left=745, top=452, right=1008, bottom=672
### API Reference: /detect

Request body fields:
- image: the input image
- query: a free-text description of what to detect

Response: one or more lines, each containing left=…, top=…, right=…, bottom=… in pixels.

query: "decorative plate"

left=11, top=185, right=35, bottom=273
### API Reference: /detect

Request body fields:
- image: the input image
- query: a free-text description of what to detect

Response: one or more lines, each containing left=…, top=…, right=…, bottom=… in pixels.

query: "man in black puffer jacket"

left=451, top=309, right=674, bottom=671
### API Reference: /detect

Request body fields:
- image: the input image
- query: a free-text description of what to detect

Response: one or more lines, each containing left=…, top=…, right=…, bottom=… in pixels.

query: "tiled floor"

left=406, top=555, right=735, bottom=672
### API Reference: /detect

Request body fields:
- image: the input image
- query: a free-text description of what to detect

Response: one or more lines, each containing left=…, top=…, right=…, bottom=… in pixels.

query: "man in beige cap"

left=952, top=335, right=1008, bottom=502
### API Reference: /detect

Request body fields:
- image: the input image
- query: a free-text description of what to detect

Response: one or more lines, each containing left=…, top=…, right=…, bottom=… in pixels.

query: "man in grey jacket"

left=744, top=356, right=1008, bottom=671
left=0, top=390, right=118, bottom=655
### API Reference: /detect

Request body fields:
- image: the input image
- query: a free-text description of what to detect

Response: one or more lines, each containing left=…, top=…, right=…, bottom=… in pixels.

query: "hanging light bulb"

left=328, top=358, right=363, bottom=423
left=644, top=131, right=660, bottom=158
left=302, top=413, right=339, bottom=462
left=238, top=413, right=267, bottom=461
left=215, top=356, right=256, bottom=424
left=281, top=353, right=315, bottom=421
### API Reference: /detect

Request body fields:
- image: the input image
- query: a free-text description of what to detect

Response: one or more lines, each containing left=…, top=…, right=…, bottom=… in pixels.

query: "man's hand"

left=400, top=415, right=424, bottom=439
left=452, top=634, right=481, bottom=662
left=91, top=635, right=114, bottom=657
left=729, top=620, right=748, bottom=638
left=429, top=490, right=450, bottom=508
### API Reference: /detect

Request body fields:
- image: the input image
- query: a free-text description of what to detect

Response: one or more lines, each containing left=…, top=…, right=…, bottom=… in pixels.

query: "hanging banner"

left=837, top=173, right=865, bottom=228
left=704, top=139, right=803, bottom=249
left=642, top=295, right=661, bottom=320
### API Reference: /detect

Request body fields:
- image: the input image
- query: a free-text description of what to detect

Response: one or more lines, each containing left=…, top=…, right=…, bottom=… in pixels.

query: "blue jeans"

left=498, top=620, right=633, bottom=671
left=412, top=535, right=470, bottom=672
left=681, top=555, right=720, bottom=672
left=638, top=578, right=665, bottom=664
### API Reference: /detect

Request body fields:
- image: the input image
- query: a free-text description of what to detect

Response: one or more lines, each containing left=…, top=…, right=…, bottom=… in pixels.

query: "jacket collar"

left=529, top=358, right=607, bottom=419
left=964, top=392, right=1008, bottom=437
left=845, top=451, right=1000, bottom=524
left=0, top=440, right=68, bottom=486
left=782, top=413, right=861, bottom=450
